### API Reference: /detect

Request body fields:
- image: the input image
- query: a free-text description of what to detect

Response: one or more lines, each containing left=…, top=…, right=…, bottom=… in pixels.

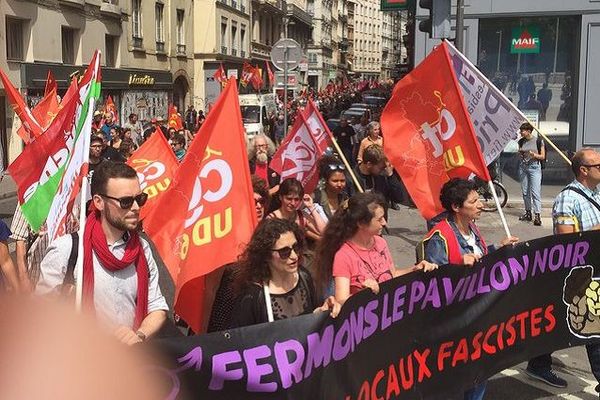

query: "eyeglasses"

left=100, top=193, right=149, bottom=209
left=327, top=164, right=346, bottom=171
left=254, top=197, right=266, bottom=206
left=272, top=242, right=302, bottom=259
left=583, top=164, right=600, bottom=170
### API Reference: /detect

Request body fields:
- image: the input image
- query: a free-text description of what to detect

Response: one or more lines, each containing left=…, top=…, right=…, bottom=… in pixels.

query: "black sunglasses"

left=100, top=193, right=149, bottom=209
left=254, top=197, right=267, bottom=206
left=272, top=242, right=302, bottom=259
left=583, top=164, right=600, bottom=170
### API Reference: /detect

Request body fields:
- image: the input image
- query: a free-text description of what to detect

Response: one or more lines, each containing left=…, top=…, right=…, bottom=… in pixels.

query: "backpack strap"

left=63, top=232, right=79, bottom=286
left=561, top=186, right=600, bottom=214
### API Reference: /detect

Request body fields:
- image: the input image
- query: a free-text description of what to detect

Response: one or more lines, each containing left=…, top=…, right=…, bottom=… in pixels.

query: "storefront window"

left=478, top=16, right=579, bottom=185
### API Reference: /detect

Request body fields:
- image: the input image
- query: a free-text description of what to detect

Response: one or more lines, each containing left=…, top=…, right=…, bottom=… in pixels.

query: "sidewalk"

left=502, top=174, right=564, bottom=209
left=0, top=174, right=16, bottom=200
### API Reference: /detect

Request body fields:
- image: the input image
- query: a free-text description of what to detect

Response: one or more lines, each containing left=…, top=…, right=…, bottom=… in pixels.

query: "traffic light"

left=418, top=0, right=451, bottom=39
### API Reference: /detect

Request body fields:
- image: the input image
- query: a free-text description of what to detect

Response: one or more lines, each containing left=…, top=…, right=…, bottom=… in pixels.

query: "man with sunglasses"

left=37, top=162, right=168, bottom=345
left=525, top=148, right=600, bottom=391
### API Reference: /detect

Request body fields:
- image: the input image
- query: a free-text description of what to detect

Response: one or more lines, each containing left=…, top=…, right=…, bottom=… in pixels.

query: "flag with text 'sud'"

left=381, top=42, right=490, bottom=220
left=144, top=78, right=257, bottom=333
left=128, top=128, right=179, bottom=220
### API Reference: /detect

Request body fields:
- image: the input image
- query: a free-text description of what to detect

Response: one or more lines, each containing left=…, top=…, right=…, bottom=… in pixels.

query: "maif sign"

left=511, top=26, right=540, bottom=54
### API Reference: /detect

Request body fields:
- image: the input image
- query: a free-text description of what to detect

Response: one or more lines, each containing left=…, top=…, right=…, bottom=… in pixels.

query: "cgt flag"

left=144, top=78, right=257, bottom=333
left=128, top=128, right=179, bottom=220
left=381, top=42, right=490, bottom=220
left=44, top=70, right=57, bottom=97
left=240, top=62, right=255, bottom=88
left=213, top=63, right=227, bottom=87
left=265, top=61, right=275, bottom=88
left=16, top=86, right=60, bottom=143
left=105, top=94, right=119, bottom=123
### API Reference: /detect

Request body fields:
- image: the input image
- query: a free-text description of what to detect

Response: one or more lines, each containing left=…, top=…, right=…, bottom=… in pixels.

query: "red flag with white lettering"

left=144, top=78, right=256, bottom=333
left=105, top=95, right=119, bottom=123
left=128, top=128, right=178, bottom=220
left=381, top=42, right=490, bottom=220
left=44, top=70, right=57, bottom=97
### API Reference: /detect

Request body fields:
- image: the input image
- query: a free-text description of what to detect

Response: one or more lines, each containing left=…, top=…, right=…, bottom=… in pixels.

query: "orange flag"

left=17, top=87, right=60, bottom=142
left=266, top=61, right=275, bottom=88
left=0, top=68, right=43, bottom=142
left=381, top=42, right=490, bottom=220
left=105, top=94, right=119, bottom=123
left=44, top=70, right=57, bottom=97
left=144, top=78, right=257, bottom=332
left=128, top=128, right=179, bottom=220
left=167, top=104, right=184, bottom=130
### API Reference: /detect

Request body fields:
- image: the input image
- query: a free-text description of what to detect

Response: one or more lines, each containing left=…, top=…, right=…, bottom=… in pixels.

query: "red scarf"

left=83, top=213, right=149, bottom=329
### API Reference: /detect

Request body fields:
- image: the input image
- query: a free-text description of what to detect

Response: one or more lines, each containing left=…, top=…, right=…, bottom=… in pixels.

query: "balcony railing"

left=231, top=48, right=237, bottom=56
left=251, top=41, right=271, bottom=58
left=232, top=0, right=237, bottom=8
left=241, top=4, right=246, bottom=13
left=286, top=3, right=312, bottom=27
left=241, top=50, right=246, bottom=58
left=221, top=46, right=228, bottom=55
left=156, top=41, right=165, bottom=53
left=177, top=44, right=186, bottom=55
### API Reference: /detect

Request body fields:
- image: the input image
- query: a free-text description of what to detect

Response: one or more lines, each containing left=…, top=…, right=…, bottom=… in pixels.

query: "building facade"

left=414, top=0, right=600, bottom=169
left=353, top=0, right=382, bottom=80
left=1, top=0, right=193, bottom=166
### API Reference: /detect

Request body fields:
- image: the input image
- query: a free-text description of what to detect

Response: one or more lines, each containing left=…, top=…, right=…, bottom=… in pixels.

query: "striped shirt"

left=552, top=180, right=600, bottom=233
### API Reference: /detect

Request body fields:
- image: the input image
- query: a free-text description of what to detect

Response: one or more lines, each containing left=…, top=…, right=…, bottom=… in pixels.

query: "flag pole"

left=75, top=169, right=88, bottom=312
left=532, top=126, right=571, bottom=165
left=488, top=180, right=512, bottom=238
left=329, top=134, right=364, bottom=193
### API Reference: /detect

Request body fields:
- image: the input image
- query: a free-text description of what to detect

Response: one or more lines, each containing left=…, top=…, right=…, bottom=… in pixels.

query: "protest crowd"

left=1, top=44, right=600, bottom=400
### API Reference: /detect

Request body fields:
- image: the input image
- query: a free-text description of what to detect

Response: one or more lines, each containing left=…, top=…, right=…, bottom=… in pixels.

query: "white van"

left=239, top=93, right=278, bottom=137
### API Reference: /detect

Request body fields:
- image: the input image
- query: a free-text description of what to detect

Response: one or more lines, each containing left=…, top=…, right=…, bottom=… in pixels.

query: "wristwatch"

left=135, top=330, right=147, bottom=342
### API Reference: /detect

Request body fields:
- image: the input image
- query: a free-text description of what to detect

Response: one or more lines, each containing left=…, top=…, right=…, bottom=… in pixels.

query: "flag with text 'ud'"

left=128, top=128, right=178, bottom=220
left=0, top=69, right=43, bottom=143
left=144, top=78, right=257, bottom=333
left=7, top=79, right=79, bottom=232
left=381, top=42, right=490, bottom=220
left=46, top=50, right=102, bottom=240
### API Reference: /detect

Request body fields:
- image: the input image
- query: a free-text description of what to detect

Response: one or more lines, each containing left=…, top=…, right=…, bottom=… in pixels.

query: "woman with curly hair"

left=315, top=192, right=437, bottom=304
left=228, top=218, right=339, bottom=328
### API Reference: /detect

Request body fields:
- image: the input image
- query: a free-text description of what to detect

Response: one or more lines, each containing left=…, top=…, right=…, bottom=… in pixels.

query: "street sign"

left=270, top=38, right=303, bottom=71
left=274, top=71, right=299, bottom=89
left=381, top=0, right=409, bottom=11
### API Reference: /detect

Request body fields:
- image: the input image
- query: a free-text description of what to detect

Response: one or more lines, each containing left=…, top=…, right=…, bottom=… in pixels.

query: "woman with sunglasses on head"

left=313, top=155, right=348, bottom=220
left=267, top=178, right=326, bottom=242
left=315, top=192, right=437, bottom=304
left=228, top=218, right=339, bottom=328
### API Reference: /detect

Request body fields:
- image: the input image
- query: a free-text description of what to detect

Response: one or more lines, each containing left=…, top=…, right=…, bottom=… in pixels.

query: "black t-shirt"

left=333, top=125, right=356, bottom=148
left=101, top=146, right=125, bottom=162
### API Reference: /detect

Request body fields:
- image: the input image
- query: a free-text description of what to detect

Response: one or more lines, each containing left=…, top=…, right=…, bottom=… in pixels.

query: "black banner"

left=149, top=231, right=600, bottom=399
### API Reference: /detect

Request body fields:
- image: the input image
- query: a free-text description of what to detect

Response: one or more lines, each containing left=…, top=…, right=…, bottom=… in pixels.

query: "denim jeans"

left=464, top=381, right=487, bottom=400
left=587, top=343, right=600, bottom=393
left=519, top=161, right=542, bottom=213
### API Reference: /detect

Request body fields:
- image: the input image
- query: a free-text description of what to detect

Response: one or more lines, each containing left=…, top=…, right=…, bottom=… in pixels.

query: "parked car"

left=326, top=118, right=340, bottom=132
left=341, top=107, right=371, bottom=121
left=362, top=95, right=388, bottom=108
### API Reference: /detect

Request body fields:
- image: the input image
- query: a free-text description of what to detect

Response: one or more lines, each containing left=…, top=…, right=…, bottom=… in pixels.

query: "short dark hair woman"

left=315, top=192, right=436, bottom=304
left=228, top=218, right=339, bottom=328
left=313, top=155, right=348, bottom=220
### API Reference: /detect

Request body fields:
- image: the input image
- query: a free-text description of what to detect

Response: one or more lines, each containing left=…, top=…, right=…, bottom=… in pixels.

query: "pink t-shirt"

left=332, top=236, right=394, bottom=294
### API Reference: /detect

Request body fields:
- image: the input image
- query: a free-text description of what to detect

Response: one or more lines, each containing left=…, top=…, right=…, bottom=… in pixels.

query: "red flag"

left=0, top=68, right=43, bottom=142
left=381, top=42, right=490, bottom=220
left=105, top=95, right=119, bottom=123
left=167, top=104, right=184, bottom=130
left=269, top=104, right=329, bottom=194
left=302, top=99, right=332, bottom=152
left=144, top=78, right=256, bottom=332
left=17, top=87, right=60, bottom=141
left=240, top=62, right=255, bottom=88
left=265, top=61, right=275, bottom=88
left=44, top=70, right=57, bottom=97
left=128, top=128, right=179, bottom=220
left=250, top=66, right=264, bottom=90
left=213, top=63, right=227, bottom=87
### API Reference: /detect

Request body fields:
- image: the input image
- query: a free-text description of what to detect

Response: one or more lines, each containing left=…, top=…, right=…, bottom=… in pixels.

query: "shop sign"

left=511, top=26, right=540, bottom=54
left=380, top=0, right=408, bottom=11
left=128, top=74, right=156, bottom=86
